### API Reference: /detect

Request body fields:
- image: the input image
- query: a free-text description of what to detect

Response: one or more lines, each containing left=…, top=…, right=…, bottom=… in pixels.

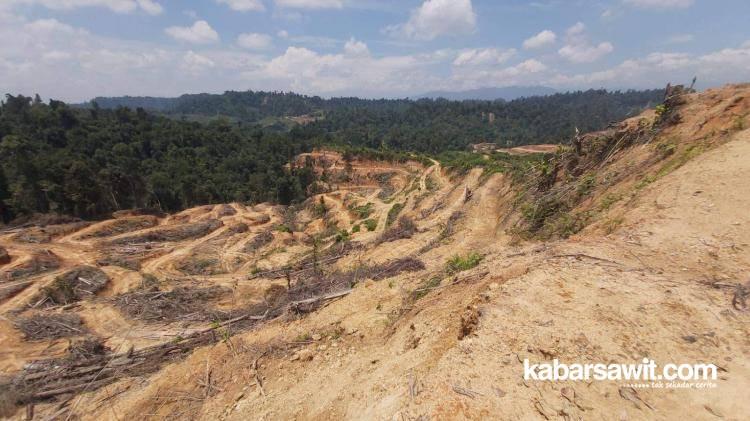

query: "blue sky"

left=0, top=0, right=748, bottom=102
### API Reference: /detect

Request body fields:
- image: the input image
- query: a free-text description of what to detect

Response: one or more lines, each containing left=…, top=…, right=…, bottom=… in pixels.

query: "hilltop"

left=0, top=84, right=749, bottom=419
left=416, top=86, right=557, bottom=101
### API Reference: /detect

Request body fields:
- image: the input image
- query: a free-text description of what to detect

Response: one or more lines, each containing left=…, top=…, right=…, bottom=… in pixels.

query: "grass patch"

left=656, top=142, right=707, bottom=178
left=602, top=216, right=625, bottom=234
left=412, top=276, right=442, bottom=301
left=437, top=150, right=547, bottom=182
left=634, top=175, right=657, bottom=190
left=386, top=203, right=405, bottom=227
left=599, top=192, right=624, bottom=211
left=446, top=252, right=483, bottom=274
left=576, top=174, right=597, bottom=198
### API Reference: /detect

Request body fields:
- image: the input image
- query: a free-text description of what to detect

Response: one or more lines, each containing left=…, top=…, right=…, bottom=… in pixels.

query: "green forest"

left=1, top=88, right=663, bottom=222
left=0, top=95, right=317, bottom=223
left=92, top=89, right=662, bottom=152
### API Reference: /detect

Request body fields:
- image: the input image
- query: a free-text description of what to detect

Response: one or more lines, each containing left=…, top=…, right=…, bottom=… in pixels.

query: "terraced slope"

left=1, top=84, right=749, bottom=420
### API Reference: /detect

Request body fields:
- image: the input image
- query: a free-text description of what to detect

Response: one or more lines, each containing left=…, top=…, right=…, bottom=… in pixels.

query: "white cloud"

left=566, top=22, right=586, bottom=37
left=237, top=33, right=273, bottom=50
left=42, top=50, right=73, bottom=62
left=275, top=0, right=343, bottom=9
left=523, top=30, right=556, bottom=50
left=559, top=42, right=613, bottom=63
left=623, top=0, right=694, bottom=9
left=165, top=21, right=219, bottom=44
left=343, top=38, right=369, bottom=57
left=135, top=0, right=162, bottom=15
left=243, top=44, right=443, bottom=95
left=25, top=18, right=86, bottom=35
left=558, top=22, right=613, bottom=63
left=453, top=48, right=516, bottom=67
left=277, top=30, right=289, bottom=39
left=215, top=0, right=265, bottom=12
left=4, top=0, right=163, bottom=14
left=449, top=58, right=547, bottom=90
left=386, top=0, right=476, bottom=41
left=182, top=50, right=215, bottom=74
left=549, top=42, right=750, bottom=89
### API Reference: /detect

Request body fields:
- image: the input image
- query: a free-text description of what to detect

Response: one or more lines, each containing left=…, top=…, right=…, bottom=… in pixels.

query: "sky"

left=0, top=0, right=748, bottom=102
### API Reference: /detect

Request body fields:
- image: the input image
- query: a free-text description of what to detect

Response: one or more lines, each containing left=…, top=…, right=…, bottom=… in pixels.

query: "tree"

left=0, top=166, right=10, bottom=223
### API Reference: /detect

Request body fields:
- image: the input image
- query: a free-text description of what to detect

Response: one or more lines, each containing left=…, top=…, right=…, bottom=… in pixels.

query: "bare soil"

left=0, top=84, right=749, bottom=421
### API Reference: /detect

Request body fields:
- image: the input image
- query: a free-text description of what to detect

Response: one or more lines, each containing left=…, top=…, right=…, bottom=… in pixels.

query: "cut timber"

left=290, top=289, right=353, bottom=313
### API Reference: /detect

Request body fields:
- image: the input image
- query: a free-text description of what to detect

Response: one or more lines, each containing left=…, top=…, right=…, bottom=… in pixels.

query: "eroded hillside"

left=1, top=85, right=749, bottom=420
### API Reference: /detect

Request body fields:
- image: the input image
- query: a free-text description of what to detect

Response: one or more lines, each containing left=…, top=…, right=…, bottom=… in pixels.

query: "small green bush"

left=446, top=252, right=483, bottom=274
left=335, top=229, right=351, bottom=243
left=576, top=174, right=596, bottom=197
left=350, top=202, right=374, bottom=219
left=351, top=224, right=361, bottom=233
left=275, top=224, right=292, bottom=233
left=364, top=219, right=378, bottom=231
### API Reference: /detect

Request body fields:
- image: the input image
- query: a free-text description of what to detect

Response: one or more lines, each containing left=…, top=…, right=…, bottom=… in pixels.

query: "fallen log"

left=290, top=289, right=353, bottom=313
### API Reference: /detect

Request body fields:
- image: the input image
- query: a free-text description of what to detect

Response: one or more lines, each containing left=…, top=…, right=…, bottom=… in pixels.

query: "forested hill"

left=0, top=95, right=318, bottom=222
left=316, top=89, right=663, bottom=152
left=88, top=88, right=663, bottom=151
left=0, top=87, right=663, bottom=221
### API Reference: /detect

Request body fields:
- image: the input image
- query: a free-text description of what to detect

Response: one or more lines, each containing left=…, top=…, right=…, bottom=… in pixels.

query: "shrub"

left=335, top=229, right=351, bottom=243
left=275, top=224, right=292, bottom=233
left=446, top=252, right=483, bottom=274
left=350, top=202, right=374, bottom=219
left=351, top=224, right=361, bottom=233
left=576, top=174, right=596, bottom=197
left=378, top=216, right=416, bottom=244
left=364, top=219, right=378, bottom=231
left=312, top=196, right=327, bottom=218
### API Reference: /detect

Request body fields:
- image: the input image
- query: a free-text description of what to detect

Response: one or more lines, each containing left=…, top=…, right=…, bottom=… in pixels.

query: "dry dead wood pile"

left=96, top=243, right=168, bottom=270
left=290, top=257, right=425, bottom=304
left=0, top=246, right=9, bottom=266
left=111, top=208, right=166, bottom=219
left=2, top=311, right=268, bottom=405
left=14, top=313, right=89, bottom=340
left=108, top=219, right=223, bottom=245
left=79, top=216, right=159, bottom=239
left=37, top=266, right=109, bottom=306
left=13, top=222, right=92, bottom=244
left=378, top=216, right=417, bottom=244
left=227, top=222, right=249, bottom=234
left=215, top=204, right=237, bottom=217
left=4, top=250, right=60, bottom=280
left=242, top=231, right=275, bottom=254
left=113, top=286, right=232, bottom=322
